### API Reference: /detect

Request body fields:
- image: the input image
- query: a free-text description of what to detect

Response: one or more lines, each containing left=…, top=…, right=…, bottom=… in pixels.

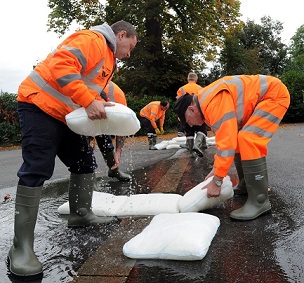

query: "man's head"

left=187, top=72, right=198, bottom=83
left=111, top=20, right=138, bottom=60
left=160, top=100, right=170, bottom=111
left=173, top=94, right=204, bottom=127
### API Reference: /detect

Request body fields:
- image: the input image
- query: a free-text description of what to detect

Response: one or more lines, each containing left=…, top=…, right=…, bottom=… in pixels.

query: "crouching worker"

left=8, top=20, right=138, bottom=279
left=174, top=75, right=290, bottom=221
left=139, top=101, right=170, bottom=150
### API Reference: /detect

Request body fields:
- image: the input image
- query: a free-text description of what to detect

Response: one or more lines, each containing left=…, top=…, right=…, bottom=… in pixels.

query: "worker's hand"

left=204, top=167, right=215, bottom=180
left=203, top=179, right=221, bottom=198
left=85, top=100, right=114, bottom=120
left=155, top=128, right=161, bottom=135
left=111, top=151, right=121, bottom=170
left=160, top=127, right=164, bottom=135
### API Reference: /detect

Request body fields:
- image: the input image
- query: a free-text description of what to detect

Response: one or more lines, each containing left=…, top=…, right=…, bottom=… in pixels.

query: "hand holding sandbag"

left=65, top=103, right=140, bottom=136
left=160, top=127, right=165, bottom=135
left=155, top=128, right=161, bottom=135
left=178, top=176, right=233, bottom=212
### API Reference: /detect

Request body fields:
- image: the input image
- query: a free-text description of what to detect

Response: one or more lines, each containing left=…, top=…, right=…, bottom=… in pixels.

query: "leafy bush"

left=0, top=92, right=21, bottom=145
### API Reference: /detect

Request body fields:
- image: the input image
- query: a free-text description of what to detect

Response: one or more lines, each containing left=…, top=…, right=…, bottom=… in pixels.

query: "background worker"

left=94, top=81, right=131, bottom=181
left=174, top=75, right=290, bottom=221
left=139, top=101, right=170, bottom=150
left=8, top=20, right=137, bottom=279
left=176, top=72, right=207, bottom=155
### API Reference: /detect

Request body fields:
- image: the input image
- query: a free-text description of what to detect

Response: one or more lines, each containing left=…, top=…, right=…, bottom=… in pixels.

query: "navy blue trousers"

left=17, top=102, right=96, bottom=187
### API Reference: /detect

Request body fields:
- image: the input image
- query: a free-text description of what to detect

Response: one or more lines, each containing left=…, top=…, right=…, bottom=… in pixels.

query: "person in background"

left=94, top=81, right=131, bottom=181
left=176, top=72, right=207, bottom=156
left=139, top=101, right=170, bottom=150
left=8, top=20, right=137, bottom=279
left=174, top=75, right=290, bottom=221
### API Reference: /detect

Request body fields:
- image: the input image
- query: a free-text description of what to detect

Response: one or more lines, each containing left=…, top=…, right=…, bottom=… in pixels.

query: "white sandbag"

left=58, top=191, right=181, bottom=217
left=123, top=213, right=220, bottom=260
left=171, top=136, right=186, bottom=143
left=58, top=191, right=128, bottom=217
left=154, top=140, right=170, bottom=150
left=65, top=103, right=140, bottom=136
left=117, top=193, right=182, bottom=216
left=166, top=144, right=181, bottom=149
left=178, top=176, right=233, bottom=213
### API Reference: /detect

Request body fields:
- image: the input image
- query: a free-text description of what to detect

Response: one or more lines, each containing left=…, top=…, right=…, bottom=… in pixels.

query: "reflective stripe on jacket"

left=104, top=82, right=127, bottom=106
left=177, top=82, right=202, bottom=98
left=140, top=101, right=166, bottom=129
left=198, top=75, right=290, bottom=177
left=17, top=23, right=116, bottom=123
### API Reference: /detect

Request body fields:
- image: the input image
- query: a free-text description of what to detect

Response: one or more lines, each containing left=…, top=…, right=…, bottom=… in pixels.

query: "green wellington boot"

left=230, top=157, right=271, bottom=221
left=8, top=185, right=43, bottom=278
left=68, top=173, right=117, bottom=227
left=103, top=151, right=131, bottom=181
left=233, top=153, right=248, bottom=195
left=193, top=132, right=208, bottom=157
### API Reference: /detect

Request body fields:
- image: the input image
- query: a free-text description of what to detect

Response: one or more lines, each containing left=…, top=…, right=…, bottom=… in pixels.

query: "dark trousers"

left=95, top=135, right=114, bottom=154
left=139, top=117, right=156, bottom=135
left=184, top=123, right=207, bottom=138
left=17, top=102, right=96, bottom=187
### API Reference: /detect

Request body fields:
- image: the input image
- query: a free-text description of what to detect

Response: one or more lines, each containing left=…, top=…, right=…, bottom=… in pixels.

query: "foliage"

left=47, top=0, right=241, bottom=98
left=280, top=25, right=304, bottom=123
left=0, top=92, right=21, bottom=145
left=219, top=16, right=288, bottom=76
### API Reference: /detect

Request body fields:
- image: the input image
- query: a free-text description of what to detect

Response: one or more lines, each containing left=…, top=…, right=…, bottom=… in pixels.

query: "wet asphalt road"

left=1, top=124, right=304, bottom=283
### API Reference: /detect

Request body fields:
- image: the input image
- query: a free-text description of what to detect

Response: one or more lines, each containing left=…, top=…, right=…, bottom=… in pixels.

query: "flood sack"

left=178, top=176, right=233, bottom=213
left=57, top=191, right=182, bottom=217
left=65, top=103, right=140, bottom=136
left=123, top=213, right=220, bottom=260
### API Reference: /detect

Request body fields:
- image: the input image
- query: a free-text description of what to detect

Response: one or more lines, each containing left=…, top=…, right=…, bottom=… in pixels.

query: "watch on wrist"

left=213, top=177, right=223, bottom=187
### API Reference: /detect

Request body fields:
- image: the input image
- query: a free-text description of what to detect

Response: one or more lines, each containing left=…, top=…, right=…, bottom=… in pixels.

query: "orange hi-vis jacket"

left=103, top=82, right=127, bottom=106
left=140, top=101, right=167, bottom=129
left=17, top=23, right=117, bottom=123
left=176, top=82, right=203, bottom=98
left=197, top=75, right=290, bottom=178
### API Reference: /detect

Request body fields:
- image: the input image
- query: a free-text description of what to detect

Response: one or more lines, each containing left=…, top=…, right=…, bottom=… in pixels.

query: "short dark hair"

left=160, top=101, right=169, bottom=107
left=111, top=20, right=138, bottom=38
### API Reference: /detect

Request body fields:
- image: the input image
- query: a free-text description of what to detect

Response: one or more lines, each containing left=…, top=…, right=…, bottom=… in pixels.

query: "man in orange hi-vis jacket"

left=174, top=75, right=290, bottom=221
left=8, top=21, right=137, bottom=278
left=139, top=101, right=170, bottom=149
left=176, top=72, right=207, bottom=155
left=94, top=81, right=131, bottom=181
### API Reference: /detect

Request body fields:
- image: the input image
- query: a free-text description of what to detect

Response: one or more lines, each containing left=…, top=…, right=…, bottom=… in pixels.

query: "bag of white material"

left=154, top=140, right=170, bottom=150
left=116, top=193, right=182, bottom=216
left=58, top=191, right=182, bottom=217
left=178, top=176, right=233, bottom=213
left=123, top=213, right=220, bottom=260
left=65, top=103, right=140, bottom=136
left=58, top=191, right=128, bottom=216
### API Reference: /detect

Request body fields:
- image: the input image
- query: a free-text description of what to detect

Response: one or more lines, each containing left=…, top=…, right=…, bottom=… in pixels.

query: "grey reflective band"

left=29, top=70, right=79, bottom=110
left=212, top=111, right=236, bottom=132
left=200, top=75, right=270, bottom=132
left=107, top=82, right=115, bottom=102
left=216, top=148, right=235, bottom=158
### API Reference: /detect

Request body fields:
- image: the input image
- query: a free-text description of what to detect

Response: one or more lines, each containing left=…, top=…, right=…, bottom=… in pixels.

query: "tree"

left=219, top=16, right=288, bottom=76
left=47, top=0, right=241, bottom=98
left=281, top=25, right=304, bottom=122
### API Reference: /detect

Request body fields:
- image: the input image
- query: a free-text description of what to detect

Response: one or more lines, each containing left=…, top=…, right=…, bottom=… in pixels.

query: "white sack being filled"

left=65, top=103, right=140, bottom=136
left=123, top=213, right=220, bottom=260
